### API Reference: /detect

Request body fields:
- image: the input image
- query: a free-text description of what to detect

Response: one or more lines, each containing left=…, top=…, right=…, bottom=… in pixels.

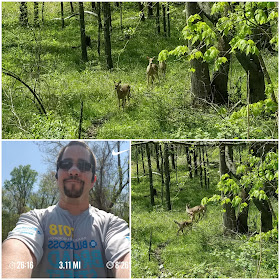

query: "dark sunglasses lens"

left=59, top=160, right=92, bottom=172
left=77, top=161, right=92, bottom=172
left=59, top=160, right=73, bottom=170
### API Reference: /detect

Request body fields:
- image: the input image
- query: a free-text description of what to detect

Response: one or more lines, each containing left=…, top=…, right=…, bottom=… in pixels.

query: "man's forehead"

left=62, top=145, right=91, bottom=160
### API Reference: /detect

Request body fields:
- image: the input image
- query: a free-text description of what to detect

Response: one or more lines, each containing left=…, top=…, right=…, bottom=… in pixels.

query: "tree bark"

left=235, top=53, right=265, bottom=103
left=79, top=2, right=88, bottom=62
left=186, top=2, right=211, bottom=102
left=61, top=2, right=65, bottom=29
left=19, top=2, right=28, bottom=26
left=103, top=2, right=113, bottom=69
left=211, top=36, right=231, bottom=104
left=156, top=2, right=160, bottom=34
left=220, top=144, right=237, bottom=234
left=146, top=143, right=155, bottom=206
left=164, top=143, right=171, bottom=210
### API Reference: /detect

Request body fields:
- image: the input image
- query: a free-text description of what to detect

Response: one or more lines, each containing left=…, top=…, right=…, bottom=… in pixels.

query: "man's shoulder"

left=25, top=205, right=58, bottom=219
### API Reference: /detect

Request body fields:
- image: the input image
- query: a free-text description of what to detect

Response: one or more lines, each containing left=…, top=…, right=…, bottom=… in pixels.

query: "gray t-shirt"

left=6, top=204, right=130, bottom=278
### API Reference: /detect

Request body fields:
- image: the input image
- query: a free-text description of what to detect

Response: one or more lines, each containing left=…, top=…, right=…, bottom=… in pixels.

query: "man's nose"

left=68, top=164, right=81, bottom=176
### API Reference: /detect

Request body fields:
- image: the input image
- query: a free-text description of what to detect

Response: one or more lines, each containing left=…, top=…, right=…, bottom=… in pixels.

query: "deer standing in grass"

left=146, top=56, right=159, bottom=85
left=186, top=204, right=206, bottom=221
left=174, top=215, right=193, bottom=235
left=114, top=81, right=131, bottom=109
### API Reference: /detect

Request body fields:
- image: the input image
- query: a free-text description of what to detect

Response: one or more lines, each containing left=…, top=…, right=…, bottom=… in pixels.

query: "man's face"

left=57, top=145, right=95, bottom=199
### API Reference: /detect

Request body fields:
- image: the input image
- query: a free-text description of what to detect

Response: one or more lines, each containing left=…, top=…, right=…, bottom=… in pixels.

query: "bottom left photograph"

left=2, top=140, right=130, bottom=278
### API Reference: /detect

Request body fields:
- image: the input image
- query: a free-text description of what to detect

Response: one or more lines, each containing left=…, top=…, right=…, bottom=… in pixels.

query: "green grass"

left=131, top=148, right=278, bottom=278
left=2, top=2, right=278, bottom=139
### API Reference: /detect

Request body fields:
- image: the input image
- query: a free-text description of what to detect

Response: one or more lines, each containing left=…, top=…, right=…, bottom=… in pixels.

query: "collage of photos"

left=1, top=1, right=278, bottom=279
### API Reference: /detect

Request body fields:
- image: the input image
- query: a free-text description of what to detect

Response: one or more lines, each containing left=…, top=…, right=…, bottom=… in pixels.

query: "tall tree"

left=219, top=144, right=237, bottom=234
left=146, top=143, right=155, bottom=206
left=34, top=2, right=39, bottom=27
left=60, top=2, right=65, bottom=28
left=164, top=143, right=171, bottom=211
left=138, top=2, right=145, bottom=22
left=3, top=165, right=38, bottom=215
left=156, top=2, right=160, bottom=34
left=186, top=2, right=211, bottom=102
left=19, top=2, right=28, bottom=26
left=147, top=2, right=153, bottom=18
left=103, top=2, right=113, bottom=69
left=79, top=2, right=88, bottom=62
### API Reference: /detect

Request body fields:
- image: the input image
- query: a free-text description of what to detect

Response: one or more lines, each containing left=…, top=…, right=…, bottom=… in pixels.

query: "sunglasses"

left=58, top=159, right=93, bottom=172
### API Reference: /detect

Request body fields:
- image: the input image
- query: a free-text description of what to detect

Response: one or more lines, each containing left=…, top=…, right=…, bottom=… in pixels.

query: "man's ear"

left=91, top=174, right=97, bottom=184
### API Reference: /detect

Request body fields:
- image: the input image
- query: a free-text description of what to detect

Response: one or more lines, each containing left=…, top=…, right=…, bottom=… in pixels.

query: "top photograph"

left=2, top=2, right=278, bottom=140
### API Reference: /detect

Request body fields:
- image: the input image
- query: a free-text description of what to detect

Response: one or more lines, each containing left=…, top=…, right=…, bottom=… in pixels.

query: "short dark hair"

left=56, top=141, right=96, bottom=182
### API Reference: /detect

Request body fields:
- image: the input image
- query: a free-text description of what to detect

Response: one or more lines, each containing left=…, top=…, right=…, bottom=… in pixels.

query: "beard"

left=63, top=176, right=85, bottom=198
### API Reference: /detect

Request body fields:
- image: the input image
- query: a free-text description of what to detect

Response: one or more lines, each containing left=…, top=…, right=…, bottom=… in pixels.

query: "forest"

left=2, top=2, right=278, bottom=139
left=131, top=141, right=278, bottom=278
left=2, top=141, right=130, bottom=240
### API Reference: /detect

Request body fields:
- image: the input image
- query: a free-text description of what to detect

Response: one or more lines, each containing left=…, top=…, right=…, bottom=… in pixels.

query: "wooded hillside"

left=2, top=2, right=278, bottom=139
left=131, top=141, right=278, bottom=278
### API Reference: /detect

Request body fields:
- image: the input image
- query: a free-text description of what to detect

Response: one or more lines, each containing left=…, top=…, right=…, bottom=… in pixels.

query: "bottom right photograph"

left=130, top=141, right=278, bottom=278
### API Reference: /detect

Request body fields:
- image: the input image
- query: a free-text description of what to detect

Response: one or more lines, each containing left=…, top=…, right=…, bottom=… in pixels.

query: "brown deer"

left=146, top=56, right=159, bottom=85
left=174, top=217, right=193, bottom=235
left=186, top=204, right=206, bottom=221
left=114, top=81, right=131, bottom=109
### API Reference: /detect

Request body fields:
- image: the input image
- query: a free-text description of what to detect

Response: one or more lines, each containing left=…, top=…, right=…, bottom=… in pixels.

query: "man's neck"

left=59, top=200, right=90, bottom=216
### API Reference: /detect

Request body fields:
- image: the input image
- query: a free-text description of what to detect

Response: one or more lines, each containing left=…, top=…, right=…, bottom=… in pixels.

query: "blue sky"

left=2, top=141, right=130, bottom=189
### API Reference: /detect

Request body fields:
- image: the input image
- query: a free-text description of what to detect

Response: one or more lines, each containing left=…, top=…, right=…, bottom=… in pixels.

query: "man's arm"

left=2, top=239, right=36, bottom=278
left=114, top=252, right=130, bottom=278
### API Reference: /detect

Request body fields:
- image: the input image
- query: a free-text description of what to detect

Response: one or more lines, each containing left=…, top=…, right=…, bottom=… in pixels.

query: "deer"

left=159, top=60, right=166, bottom=77
left=186, top=204, right=206, bottom=221
left=146, top=56, right=159, bottom=85
left=174, top=216, right=193, bottom=235
left=114, top=81, right=131, bottom=109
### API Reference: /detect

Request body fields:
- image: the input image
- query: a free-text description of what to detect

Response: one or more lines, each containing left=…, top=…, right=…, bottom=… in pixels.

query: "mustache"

left=63, top=176, right=83, bottom=183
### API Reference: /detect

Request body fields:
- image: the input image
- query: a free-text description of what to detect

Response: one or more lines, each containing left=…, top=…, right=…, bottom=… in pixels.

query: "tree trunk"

left=156, top=2, right=160, bottom=34
left=164, top=143, right=171, bottom=210
left=79, top=2, right=88, bottom=62
left=146, top=143, right=155, bottom=206
left=220, top=144, right=237, bottom=234
left=186, top=146, right=193, bottom=179
left=253, top=199, right=273, bottom=232
left=141, top=145, right=145, bottom=174
left=237, top=188, right=250, bottom=233
left=19, top=2, right=28, bottom=26
left=97, top=2, right=102, bottom=57
left=138, top=2, right=145, bottom=21
left=147, top=2, right=153, bottom=18
left=186, top=2, right=211, bottom=102
left=60, top=2, right=65, bottom=29
left=103, top=2, right=113, bottom=69
left=41, top=2, right=44, bottom=23
left=235, top=52, right=265, bottom=103
left=170, top=144, right=176, bottom=169
left=135, top=146, right=139, bottom=183
left=70, top=2, right=74, bottom=13
left=159, top=144, right=164, bottom=204
left=162, top=3, right=167, bottom=36
left=154, top=142, right=160, bottom=173
left=34, top=2, right=39, bottom=27
left=167, top=3, right=170, bottom=37
left=211, top=36, right=231, bottom=104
